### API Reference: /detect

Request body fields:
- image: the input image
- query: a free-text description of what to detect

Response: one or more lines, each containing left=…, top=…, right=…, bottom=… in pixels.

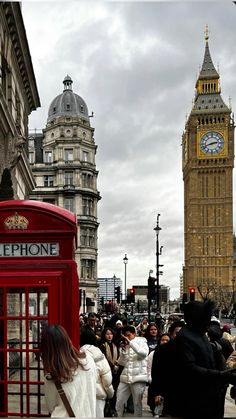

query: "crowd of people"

left=40, top=303, right=236, bottom=418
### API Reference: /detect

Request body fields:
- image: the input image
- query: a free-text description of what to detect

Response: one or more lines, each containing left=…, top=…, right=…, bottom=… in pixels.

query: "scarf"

left=103, top=342, right=119, bottom=366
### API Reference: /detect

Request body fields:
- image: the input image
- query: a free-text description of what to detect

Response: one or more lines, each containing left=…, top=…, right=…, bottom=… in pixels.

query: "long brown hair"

left=40, top=324, right=85, bottom=383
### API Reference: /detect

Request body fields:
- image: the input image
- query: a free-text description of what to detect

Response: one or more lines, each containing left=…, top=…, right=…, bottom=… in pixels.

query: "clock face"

left=200, top=131, right=224, bottom=155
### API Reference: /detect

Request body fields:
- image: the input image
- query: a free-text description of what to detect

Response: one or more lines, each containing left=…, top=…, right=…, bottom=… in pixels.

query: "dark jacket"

left=169, top=325, right=228, bottom=419
left=151, top=301, right=236, bottom=419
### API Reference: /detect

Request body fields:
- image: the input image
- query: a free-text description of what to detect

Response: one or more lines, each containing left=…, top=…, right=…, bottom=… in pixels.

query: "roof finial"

left=205, top=24, right=209, bottom=42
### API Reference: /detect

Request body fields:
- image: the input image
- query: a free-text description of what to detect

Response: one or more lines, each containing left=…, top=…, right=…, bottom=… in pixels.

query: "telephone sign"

left=0, top=242, right=59, bottom=257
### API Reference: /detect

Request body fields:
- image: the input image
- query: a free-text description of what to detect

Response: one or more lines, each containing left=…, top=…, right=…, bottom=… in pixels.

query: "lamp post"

left=123, top=254, right=128, bottom=301
left=233, top=278, right=236, bottom=326
left=232, top=277, right=235, bottom=306
left=105, top=278, right=108, bottom=303
left=154, top=214, right=163, bottom=313
left=113, top=274, right=116, bottom=297
left=148, top=269, right=153, bottom=323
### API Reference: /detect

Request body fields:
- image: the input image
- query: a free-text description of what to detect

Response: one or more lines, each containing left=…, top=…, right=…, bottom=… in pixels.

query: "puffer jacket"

left=118, top=336, right=149, bottom=384
left=81, top=344, right=114, bottom=400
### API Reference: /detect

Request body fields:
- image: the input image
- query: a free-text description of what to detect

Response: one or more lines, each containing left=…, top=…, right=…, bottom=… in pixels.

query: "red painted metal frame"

left=0, top=200, right=80, bottom=416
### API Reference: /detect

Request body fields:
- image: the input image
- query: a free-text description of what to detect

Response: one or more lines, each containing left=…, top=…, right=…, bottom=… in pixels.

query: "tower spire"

left=204, top=24, right=209, bottom=42
left=198, top=26, right=218, bottom=80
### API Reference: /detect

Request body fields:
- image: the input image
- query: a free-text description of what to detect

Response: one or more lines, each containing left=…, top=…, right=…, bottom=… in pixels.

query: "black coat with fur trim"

left=170, top=325, right=227, bottom=419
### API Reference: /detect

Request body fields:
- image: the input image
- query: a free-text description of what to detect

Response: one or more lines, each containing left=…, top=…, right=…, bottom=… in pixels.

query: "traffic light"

left=115, top=286, right=121, bottom=304
left=127, top=288, right=135, bottom=303
left=189, top=287, right=195, bottom=301
left=100, top=296, right=104, bottom=307
left=148, top=277, right=156, bottom=300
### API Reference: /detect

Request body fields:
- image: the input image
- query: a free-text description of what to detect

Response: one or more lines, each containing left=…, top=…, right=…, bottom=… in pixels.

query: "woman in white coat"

left=40, top=324, right=96, bottom=417
left=80, top=329, right=114, bottom=417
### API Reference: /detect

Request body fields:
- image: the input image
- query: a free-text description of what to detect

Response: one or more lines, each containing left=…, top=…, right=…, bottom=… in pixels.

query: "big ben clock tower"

left=182, top=28, right=235, bottom=303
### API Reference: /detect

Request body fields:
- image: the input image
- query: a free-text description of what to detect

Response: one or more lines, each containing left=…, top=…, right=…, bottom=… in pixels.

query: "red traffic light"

left=130, top=288, right=134, bottom=294
left=189, top=287, right=195, bottom=294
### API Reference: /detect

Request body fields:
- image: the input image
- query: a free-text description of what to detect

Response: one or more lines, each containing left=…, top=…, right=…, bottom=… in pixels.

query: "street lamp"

left=232, top=277, right=235, bottom=306
left=113, top=274, right=116, bottom=299
left=123, top=254, right=128, bottom=300
left=154, top=214, right=163, bottom=313
left=148, top=269, right=153, bottom=323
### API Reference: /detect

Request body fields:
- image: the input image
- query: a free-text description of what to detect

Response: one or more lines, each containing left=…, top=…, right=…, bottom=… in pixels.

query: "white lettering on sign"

left=0, top=243, right=59, bottom=257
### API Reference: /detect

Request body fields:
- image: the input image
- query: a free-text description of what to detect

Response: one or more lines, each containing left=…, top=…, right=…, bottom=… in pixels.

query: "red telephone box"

left=0, top=200, right=80, bottom=417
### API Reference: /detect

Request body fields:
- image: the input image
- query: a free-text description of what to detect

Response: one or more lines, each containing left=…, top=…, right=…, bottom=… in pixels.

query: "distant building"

left=29, top=76, right=100, bottom=311
left=97, top=276, right=122, bottom=303
left=0, top=2, right=40, bottom=200
left=133, top=284, right=170, bottom=312
left=159, top=284, right=170, bottom=304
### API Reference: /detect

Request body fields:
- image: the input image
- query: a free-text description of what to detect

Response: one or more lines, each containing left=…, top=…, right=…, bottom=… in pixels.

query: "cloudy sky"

left=22, top=0, right=236, bottom=299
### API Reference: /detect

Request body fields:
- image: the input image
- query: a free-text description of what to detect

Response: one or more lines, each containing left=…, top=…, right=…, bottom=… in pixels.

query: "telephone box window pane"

left=29, top=363, right=44, bottom=382
left=8, top=387, right=24, bottom=414
left=7, top=352, right=25, bottom=381
left=8, top=348, right=22, bottom=378
left=0, top=288, right=3, bottom=316
left=0, top=319, right=4, bottom=348
left=29, top=320, right=43, bottom=360
left=30, top=393, right=48, bottom=415
left=0, top=350, right=4, bottom=377
left=7, top=289, right=25, bottom=316
left=7, top=320, right=26, bottom=348
left=28, top=288, right=48, bottom=316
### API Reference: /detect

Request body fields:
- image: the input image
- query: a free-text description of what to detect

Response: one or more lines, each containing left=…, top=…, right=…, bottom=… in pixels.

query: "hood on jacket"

left=80, top=344, right=104, bottom=363
left=183, top=300, right=214, bottom=334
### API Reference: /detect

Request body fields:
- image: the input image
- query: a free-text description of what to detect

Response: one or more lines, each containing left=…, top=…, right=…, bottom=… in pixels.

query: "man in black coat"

left=151, top=300, right=236, bottom=419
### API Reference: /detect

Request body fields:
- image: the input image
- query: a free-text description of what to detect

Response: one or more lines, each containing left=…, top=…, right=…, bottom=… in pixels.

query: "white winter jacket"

left=81, top=344, right=114, bottom=400
left=118, top=336, right=149, bottom=384
left=44, top=353, right=96, bottom=417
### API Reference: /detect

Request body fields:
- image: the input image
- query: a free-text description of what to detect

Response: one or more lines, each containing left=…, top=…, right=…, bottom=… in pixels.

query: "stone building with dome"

left=29, top=76, right=100, bottom=312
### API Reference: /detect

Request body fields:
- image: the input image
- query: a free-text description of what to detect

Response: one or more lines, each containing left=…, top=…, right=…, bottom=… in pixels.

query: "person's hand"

left=154, top=395, right=162, bottom=404
left=121, top=334, right=130, bottom=345
left=220, top=369, right=236, bottom=385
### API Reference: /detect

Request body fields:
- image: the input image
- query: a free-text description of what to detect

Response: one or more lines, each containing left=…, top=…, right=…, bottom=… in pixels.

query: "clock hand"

left=207, top=140, right=218, bottom=146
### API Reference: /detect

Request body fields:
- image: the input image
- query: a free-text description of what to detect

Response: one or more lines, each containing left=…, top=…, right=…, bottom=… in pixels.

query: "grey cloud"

left=24, top=1, right=236, bottom=298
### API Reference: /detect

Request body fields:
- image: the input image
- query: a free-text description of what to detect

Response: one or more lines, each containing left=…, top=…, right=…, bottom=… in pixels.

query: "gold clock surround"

left=197, top=128, right=228, bottom=159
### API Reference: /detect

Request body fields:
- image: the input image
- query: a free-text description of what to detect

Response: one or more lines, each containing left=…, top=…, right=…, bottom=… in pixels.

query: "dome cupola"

left=47, top=75, right=89, bottom=122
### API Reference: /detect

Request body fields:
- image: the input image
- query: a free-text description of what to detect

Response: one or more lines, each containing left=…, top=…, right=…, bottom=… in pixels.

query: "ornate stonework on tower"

left=182, top=29, right=235, bottom=306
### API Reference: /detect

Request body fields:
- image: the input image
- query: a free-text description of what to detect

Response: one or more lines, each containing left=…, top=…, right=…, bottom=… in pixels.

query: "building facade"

left=0, top=2, right=40, bottom=200
left=182, top=30, right=235, bottom=306
left=97, top=276, right=122, bottom=304
left=29, top=76, right=100, bottom=311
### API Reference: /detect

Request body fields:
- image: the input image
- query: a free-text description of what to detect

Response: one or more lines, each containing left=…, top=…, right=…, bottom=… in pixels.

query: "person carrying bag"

left=41, top=324, right=97, bottom=417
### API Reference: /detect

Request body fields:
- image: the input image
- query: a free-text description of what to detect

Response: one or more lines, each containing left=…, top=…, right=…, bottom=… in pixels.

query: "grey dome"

left=47, top=75, right=89, bottom=122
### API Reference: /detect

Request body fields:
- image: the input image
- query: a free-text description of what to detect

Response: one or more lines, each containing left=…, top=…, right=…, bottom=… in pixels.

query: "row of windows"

left=29, top=149, right=90, bottom=164
left=197, top=116, right=225, bottom=125
left=43, top=197, right=95, bottom=217
left=80, top=228, right=96, bottom=247
left=81, top=259, right=95, bottom=279
left=199, top=172, right=226, bottom=198
left=63, top=197, right=95, bottom=215
left=200, top=83, right=217, bottom=93
left=43, top=172, right=94, bottom=188
left=52, top=104, right=85, bottom=113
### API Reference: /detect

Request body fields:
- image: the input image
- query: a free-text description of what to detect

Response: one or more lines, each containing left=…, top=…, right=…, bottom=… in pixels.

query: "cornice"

left=1, top=2, right=40, bottom=112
